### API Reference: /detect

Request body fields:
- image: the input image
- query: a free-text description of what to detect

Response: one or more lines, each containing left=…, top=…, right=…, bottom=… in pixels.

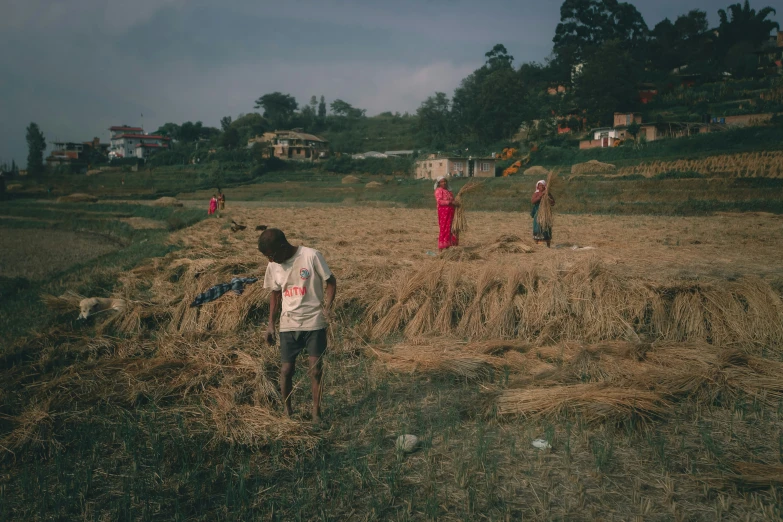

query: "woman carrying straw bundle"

left=531, top=179, right=555, bottom=247
left=434, top=176, right=459, bottom=250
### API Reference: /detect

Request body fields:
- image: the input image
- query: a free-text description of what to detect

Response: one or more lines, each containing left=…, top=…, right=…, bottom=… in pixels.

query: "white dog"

left=78, top=297, right=127, bottom=320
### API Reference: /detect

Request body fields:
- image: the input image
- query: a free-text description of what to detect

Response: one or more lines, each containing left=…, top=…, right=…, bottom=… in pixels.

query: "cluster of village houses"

left=41, top=102, right=775, bottom=182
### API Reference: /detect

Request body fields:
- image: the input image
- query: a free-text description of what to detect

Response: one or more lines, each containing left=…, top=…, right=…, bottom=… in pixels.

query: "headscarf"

left=434, top=176, right=449, bottom=191
left=535, top=179, right=546, bottom=193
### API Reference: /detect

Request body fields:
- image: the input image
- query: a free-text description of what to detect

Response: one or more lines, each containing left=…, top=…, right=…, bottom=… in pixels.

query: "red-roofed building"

left=109, top=125, right=144, bottom=138
left=135, top=143, right=167, bottom=159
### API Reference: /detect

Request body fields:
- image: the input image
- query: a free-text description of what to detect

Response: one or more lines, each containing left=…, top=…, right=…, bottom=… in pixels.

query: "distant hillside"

left=318, top=113, right=419, bottom=154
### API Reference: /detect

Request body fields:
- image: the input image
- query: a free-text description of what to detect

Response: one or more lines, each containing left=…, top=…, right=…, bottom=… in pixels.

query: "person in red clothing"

left=531, top=180, right=555, bottom=247
left=208, top=194, right=218, bottom=216
left=434, top=176, right=459, bottom=250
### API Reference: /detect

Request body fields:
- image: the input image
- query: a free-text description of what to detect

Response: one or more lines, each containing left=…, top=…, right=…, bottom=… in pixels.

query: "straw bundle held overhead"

left=536, top=170, right=557, bottom=233
left=451, top=181, right=483, bottom=237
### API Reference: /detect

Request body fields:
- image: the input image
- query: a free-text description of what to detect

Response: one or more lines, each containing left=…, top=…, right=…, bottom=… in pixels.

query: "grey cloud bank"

left=1, top=0, right=782, bottom=166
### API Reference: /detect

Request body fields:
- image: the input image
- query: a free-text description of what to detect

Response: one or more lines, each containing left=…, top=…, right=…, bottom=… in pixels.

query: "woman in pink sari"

left=208, top=194, right=218, bottom=216
left=434, top=176, right=459, bottom=250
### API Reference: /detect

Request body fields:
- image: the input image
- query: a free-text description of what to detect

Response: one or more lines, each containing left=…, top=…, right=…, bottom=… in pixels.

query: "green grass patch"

left=0, top=202, right=204, bottom=341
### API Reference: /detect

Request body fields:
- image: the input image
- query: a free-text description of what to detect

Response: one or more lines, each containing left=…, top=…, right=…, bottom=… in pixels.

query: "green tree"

left=26, top=122, right=46, bottom=179
left=254, top=92, right=298, bottom=129
left=155, top=123, right=181, bottom=139
left=627, top=121, right=641, bottom=140
left=11, top=159, right=18, bottom=174
left=231, top=113, right=270, bottom=143
left=219, top=126, right=241, bottom=149
left=484, top=43, right=514, bottom=69
left=179, top=121, right=204, bottom=142
left=416, top=92, right=453, bottom=148
left=330, top=99, right=366, bottom=118
left=451, top=44, right=526, bottom=144
left=220, top=116, right=233, bottom=131
left=649, top=10, right=712, bottom=72
left=299, top=105, right=317, bottom=130
left=574, top=40, right=641, bottom=127
left=318, top=95, right=327, bottom=122
left=717, top=1, right=779, bottom=75
left=553, top=0, right=648, bottom=65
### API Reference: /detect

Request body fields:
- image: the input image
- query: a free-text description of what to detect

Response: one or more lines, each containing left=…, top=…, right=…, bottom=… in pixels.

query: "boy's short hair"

left=258, top=228, right=287, bottom=253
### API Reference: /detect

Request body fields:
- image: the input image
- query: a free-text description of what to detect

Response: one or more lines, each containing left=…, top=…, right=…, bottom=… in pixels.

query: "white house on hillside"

left=108, top=126, right=171, bottom=159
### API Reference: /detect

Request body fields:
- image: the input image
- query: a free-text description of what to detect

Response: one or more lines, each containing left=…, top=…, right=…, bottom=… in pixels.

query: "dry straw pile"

left=618, top=150, right=783, bottom=178
left=571, top=160, right=616, bottom=176
left=152, top=196, right=184, bottom=207
left=57, top=193, right=98, bottom=203
left=362, top=256, right=783, bottom=348
left=523, top=165, right=549, bottom=177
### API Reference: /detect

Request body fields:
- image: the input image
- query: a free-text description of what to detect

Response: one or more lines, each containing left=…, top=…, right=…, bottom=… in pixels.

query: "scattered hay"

left=524, top=166, right=549, bottom=177
left=152, top=197, right=184, bottom=207
left=6, top=183, right=22, bottom=191
left=729, top=462, right=783, bottom=489
left=571, top=160, right=616, bottom=176
left=370, top=343, right=510, bottom=380
left=496, top=383, right=669, bottom=422
left=365, top=181, right=383, bottom=188
left=57, top=193, right=97, bottom=203
left=1, top=402, right=54, bottom=452
left=488, top=234, right=533, bottom=254
left=206, top=388, right=318, bottom=449
left=342, top=175, right=361, bottom=184
left=41, top=291, right=85, bottom=315
left=86, top=169, right=102, bottom=176
left=440, top=246, right=482, bottom=261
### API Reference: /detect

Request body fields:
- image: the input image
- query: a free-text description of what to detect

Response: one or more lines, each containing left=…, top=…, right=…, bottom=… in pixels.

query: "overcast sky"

left=2, top=0, right=782, bottom=166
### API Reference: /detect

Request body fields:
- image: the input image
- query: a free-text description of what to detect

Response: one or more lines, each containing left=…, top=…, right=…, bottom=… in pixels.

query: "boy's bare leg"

left=280, top=362, right=295, bottom=416
left=309, top=356, right=323, bottom=422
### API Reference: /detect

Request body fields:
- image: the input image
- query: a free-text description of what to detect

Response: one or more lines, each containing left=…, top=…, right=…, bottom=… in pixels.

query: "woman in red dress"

left=434, top=176, right=459, bottom=250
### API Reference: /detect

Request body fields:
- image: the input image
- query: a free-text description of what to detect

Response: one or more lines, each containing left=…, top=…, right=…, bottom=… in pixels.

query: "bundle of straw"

left=451, top=181, right=483, bottom=237
left=535, top=170, right=557, bottom=233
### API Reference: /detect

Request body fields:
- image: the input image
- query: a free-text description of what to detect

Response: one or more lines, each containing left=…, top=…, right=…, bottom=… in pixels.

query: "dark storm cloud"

left=1, top=0, right=782, bottom=166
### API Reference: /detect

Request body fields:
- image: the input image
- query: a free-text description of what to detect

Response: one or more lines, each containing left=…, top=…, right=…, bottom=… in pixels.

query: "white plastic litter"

left=532, top=439, right=552, bottom=450
left=396, top=434, right=419, bottom=453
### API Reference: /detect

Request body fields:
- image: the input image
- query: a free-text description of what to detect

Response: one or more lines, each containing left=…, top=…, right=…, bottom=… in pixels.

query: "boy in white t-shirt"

left=259, top=228, right=336, bottom=423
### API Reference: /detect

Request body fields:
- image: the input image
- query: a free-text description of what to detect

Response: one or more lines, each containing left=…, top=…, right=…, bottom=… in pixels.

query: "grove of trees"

left=413, top=0, right=780, bottom=150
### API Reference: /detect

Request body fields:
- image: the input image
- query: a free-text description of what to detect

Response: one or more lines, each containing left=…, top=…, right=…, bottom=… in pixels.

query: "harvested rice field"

left=0, top=227, right=118, bottom=280
left=2, top=203, right=783, bottom=520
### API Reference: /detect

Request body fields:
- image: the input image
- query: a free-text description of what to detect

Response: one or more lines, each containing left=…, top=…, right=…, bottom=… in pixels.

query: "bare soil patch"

left=0, top=228, right=118, bottom=279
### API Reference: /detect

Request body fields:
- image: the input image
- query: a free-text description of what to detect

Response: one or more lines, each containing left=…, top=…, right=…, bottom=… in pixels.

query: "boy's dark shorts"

left=279, top=329, right=327, bottom=363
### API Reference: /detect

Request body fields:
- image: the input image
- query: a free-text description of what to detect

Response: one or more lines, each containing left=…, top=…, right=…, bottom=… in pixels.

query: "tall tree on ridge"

left=26, top=122, right=46, bottom=180
left=553, top=0, right=648, bottom=69
left=716, top=1, right=779, bottom=76
left=254, top=92, right=299, bottom=129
